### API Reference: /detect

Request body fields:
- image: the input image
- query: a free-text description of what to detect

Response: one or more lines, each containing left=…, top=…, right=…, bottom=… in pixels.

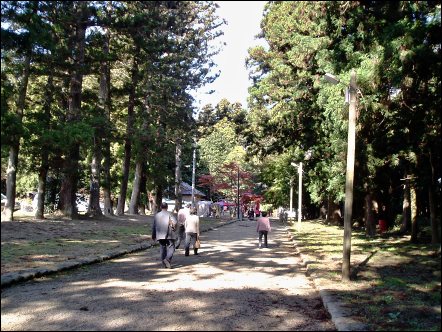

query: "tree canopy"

left=245, top=1, right=441, bottom=242
left=1, top=0, right=224, bottom=219
left=1, top=1, right=440, bottom=245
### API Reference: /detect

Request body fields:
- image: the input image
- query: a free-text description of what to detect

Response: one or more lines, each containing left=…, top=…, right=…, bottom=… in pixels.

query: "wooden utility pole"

left=298, top=161, right=303, bottom=228
left=342, top=70, right=357, bottom=281
left=191, top=141, right=197, bottom=207
left=237, top=164, right=240, bottom=220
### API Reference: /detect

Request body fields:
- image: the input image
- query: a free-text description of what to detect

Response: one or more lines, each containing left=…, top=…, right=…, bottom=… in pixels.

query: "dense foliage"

left=1, top=1, right=224, bottom=219
left=1, top=1, right=440, bottom=245
left=245, top=1, right=441, bottom=242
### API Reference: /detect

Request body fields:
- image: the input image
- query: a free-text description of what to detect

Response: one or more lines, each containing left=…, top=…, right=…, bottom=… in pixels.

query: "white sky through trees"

left=192, top=1, right=267, bottom=112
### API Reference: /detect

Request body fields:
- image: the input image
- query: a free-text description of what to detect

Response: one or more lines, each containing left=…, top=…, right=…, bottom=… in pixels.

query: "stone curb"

left=1, top=219, right=238, bottom=289
left=285, top=226, right=369, bottom=332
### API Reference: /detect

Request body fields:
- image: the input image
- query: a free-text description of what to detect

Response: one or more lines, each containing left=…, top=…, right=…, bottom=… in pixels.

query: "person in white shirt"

left=184, top=207, right=200, bottom=256
left=176, top=203, right=190, bottom=249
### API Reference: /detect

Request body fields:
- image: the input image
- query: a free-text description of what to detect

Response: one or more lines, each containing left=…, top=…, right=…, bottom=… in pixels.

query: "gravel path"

left=1, top=220, right=335, bottom=331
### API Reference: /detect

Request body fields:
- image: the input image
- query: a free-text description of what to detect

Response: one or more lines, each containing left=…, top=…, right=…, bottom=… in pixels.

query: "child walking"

left=256, top=211, right=271, bottom=248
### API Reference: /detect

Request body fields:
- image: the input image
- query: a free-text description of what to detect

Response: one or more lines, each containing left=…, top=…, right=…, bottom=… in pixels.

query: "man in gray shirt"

left=152, top=202, right=178, bottom=268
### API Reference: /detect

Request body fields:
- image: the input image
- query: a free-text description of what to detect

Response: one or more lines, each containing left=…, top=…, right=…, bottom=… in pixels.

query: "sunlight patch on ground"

left=0, top=314, right=36, bottom=329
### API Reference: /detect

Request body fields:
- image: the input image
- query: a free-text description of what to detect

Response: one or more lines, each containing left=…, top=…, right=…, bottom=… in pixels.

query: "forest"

left=1, top=1, right=441, bottom=244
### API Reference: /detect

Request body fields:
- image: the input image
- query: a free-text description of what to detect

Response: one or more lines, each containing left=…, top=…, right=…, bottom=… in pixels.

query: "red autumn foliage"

left=198, top=162, right=255, bottom=202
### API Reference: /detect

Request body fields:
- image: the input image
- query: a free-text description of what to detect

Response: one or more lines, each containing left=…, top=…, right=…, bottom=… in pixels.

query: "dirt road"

left=1, top=220, right=335, bottom=331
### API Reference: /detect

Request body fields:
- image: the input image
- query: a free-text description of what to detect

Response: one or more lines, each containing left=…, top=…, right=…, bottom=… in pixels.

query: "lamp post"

left=290, top=149, right=311, bottom=229
left=289, top=177, right=294, bottom=213
left=191, top=139, right=197, bottom=208
left=291, top=161, right=303, bottom=230
left=298, top=161, right=303, bottom=225
left=324, top=69, right=357, bottom=281
left=237, top=164, right=240, bottom=220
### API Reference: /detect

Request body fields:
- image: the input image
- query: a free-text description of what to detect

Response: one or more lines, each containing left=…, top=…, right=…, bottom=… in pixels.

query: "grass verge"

left=1, top=214, right=233, bottom=275
left=290, top=219, right=441, bottom=331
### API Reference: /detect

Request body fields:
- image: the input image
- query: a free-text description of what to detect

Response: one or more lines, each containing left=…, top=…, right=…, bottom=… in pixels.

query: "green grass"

left=380, top=276, right=407, bottom=288
left=1, top=225, right=149, bottom=269
left=290, top=220, right=441, bottom=331
left=1, top=215, right=233, bottom=271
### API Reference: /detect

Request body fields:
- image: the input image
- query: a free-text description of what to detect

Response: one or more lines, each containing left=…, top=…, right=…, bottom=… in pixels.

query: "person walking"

left=184, top=207, right=200, bottom=256
left=176, top=203, right=190, bottom=249
left=256, top=210, right=271, bottom=249
left=152, top=202, right=178, bottom=268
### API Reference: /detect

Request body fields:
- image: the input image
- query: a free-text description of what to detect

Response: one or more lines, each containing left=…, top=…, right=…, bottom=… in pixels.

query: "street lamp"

left=289, top=177, right=294, bottom=214
left=291, top=161, right=303, bottom=229
left=237, top=164, right=240, bottom=220
left=191, top=139, right=197, bottom=208
left=324, top=69, right=358, bottom=281
left=291, top=149, right=312, bottom=229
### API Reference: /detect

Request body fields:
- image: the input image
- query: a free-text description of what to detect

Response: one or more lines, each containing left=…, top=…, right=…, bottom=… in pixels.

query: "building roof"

left=180, top=181, right=205, bottom=197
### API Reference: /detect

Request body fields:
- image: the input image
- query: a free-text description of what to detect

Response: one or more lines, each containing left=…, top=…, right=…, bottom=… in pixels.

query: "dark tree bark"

left=59, top=2, right=87, bottom=219
left=148, top=190, right=157, bottom=214
left=364, top=192, right=376, bottom=237
left=428, top=148, right=440, bottom=244
left=400, top=174, right=411, bottom=234
left=35, top=71, right=54, bottom=219
left=129, top=96, right=150, bottom=215
left=129, top=161, right=142, bottom=214
left=174, top=139, right=183, bottom=211
left=88, top=135, right=103, bottom=216
left=4, top=52, right=31, bottom=221
left=139, top=164, right=147, bottom=215
left=155, top=186, right=163, bottom=213
left=410, top=184, right=418, bottom=243
left=116, top=46, right=140, bottom=215
left=100, top=23, right=114, bottom=216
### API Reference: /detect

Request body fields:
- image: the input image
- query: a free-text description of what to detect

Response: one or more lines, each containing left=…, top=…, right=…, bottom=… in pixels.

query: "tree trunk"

left=129, top=95, right=150, bottom=215
left=148, top=190, right=157, bottom=214
left=129, top=161, right=142, bottom=214
left=116, top=46, right=140, bottom=215
left=401, top=175, right=411, bottom=233
left=175, top=140, right=183, bottom=211
left=102, top=145, right=113, bottom=216
left=155, top=186, right=163, bottom=213
left=3, top=53, right=31, bottom=221
left=326, top=196, right=331, bottom=223
left=116, top=141, right=131, bottom=215
left=88, top=136, right=103, bottom=216
left=428, top=184, right=438, bottom=243
left=364, top=192, right=376, bottom=237
left=89, top=21, right=113, bottom=218
left=35, top=152, right=49, bottom=219
left=59, top=3, right=87, bottom=219
left=428, top=149, right=440, bottom=244
left=4, top=144, right=20, bottom=221
left=100, top=24, right=113, bottom=216
left=428, top=148, right=440, bottom=244
left=139, top=163, right=147, bottom=215
left=35, top=71, right=54, bottom=219
left=410, top=184, right=418, bottom=243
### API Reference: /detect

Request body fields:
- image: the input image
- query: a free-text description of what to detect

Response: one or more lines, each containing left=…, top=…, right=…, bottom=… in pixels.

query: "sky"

left=191, top=1, right=267, bottom=111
